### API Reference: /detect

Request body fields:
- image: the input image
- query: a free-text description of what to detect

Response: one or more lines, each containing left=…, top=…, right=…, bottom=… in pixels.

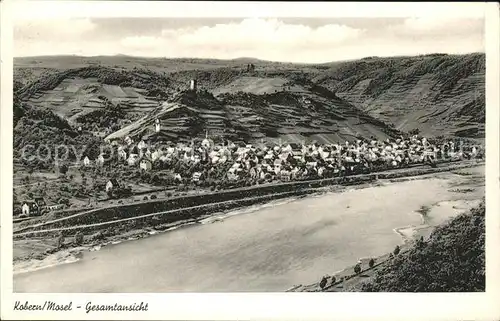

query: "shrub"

left=393, top=245, right=401, bottom=256
left=56, top=233, right=65, bottom=248
left=354, top=264, right=362, bottom=274
left=143, top=196, right=149, bottom=201
left=319, top=276, right=328, bottom=290
left=330, top=276, right=336, bottom=285
left=150, top=194, right=157, bottom=199
left=74, top=231, right=84, bottom=245
left=369, top=258, right=375, bottom=268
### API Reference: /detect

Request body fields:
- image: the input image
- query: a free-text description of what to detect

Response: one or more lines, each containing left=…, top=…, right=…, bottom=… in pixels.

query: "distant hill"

left=313, top=53, right=485, bottom=137
left=14, top=53, right=485, bottom=143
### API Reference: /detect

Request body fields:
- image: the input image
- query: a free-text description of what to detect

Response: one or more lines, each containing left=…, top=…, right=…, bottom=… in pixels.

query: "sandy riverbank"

left=289, top=197, right=484, bottom=292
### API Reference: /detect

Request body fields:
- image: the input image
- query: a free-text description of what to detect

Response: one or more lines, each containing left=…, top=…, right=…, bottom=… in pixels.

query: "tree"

left=59, top=164, right=69, bottom=175
left=319, top=276, right=328, bottom=290
left=354, top=263, right=362, bottom=274
left=409, top=128, right=420, bottom=136
left=56, top=233, right=65, bottom=248
left=394, top=245, right=401, bottom=256
left=369, top=258, right=375, bottom=268
left=330, top=276, right=336, bottom=285
left=74, top=231, right=84, bottom=245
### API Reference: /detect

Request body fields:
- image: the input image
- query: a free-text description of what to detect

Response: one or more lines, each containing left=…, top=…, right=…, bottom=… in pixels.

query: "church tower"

left=155, top=119, right=161, bottom=133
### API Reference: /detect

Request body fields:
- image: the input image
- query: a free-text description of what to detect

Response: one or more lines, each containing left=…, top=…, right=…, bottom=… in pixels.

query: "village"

left=17, top=116, right=484, bottom=221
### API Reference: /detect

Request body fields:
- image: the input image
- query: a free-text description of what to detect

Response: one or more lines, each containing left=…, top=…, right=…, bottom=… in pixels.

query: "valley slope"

left=14, top=53, right=485, bottom=146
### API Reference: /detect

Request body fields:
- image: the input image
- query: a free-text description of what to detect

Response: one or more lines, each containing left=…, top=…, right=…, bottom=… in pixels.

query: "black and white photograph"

left=1, top=1, right=500, bottom=320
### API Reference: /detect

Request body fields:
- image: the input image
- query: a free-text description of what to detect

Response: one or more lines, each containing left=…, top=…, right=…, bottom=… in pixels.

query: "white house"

left=47, top=204, right=64, bottom=211
left=190, top=79, right=197, bottom=91
left=151, top=150, right=160, bottom=162
left=96, top=154, right=105, bottom=166
left=118, top=149, right=127, bottom=161
left=192, top=172, right=202, bottom=182
left=21, top=203, right=30, bottom=216
left=138, top=140, right=147, bottom=150
left=125, top=136, right=133, bottom=146
left=155, top=119, right=161, bottom=133
left=83, top=156, right=91, bottom=167
left=21, top=201, right=39, bottom=216
left=106, top=181, right=113, bottom=193
left=140, top=158, right=152, bottom=171
left=127, top=153, right=139, bottom=166
left=106, top=178, right=119, bottom=193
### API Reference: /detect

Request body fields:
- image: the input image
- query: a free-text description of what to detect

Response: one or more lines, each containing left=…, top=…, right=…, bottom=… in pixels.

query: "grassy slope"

left=354, top=201, right=485, bottom=292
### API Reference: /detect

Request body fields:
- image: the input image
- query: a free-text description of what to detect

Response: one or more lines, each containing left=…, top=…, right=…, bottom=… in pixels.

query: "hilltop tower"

left=190, top=79, right=197, bottom=91
left=155, top=119, right=161, bottom=133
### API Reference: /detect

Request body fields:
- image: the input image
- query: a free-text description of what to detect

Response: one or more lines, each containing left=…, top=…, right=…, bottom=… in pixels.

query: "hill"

left=314, top=53, right=485, bottom=137
left=104, top=85, right=400, bottom=144
left=355, top=201, right=485, bottom=292
left=14, top=53, right=485, bottom=142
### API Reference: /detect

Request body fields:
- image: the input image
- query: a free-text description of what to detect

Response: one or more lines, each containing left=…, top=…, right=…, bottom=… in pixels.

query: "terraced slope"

left=16, top=66, right=181, bottom=123
left=15, top=53, right=485, bottom=140
left=313, top=53, right=485, bottom=137
left=104, top=86, right=400, bottom=144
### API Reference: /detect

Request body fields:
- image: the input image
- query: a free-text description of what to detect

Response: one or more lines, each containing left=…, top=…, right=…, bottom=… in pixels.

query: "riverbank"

left=13, top=161, right=484, bottom=276
left=287, top=196, right=484, bottom=292
left=13, top=164, right=484, bottom=292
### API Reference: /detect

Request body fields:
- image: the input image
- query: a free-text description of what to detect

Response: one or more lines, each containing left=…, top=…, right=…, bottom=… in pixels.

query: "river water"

left=14, top=167, right=484, bottom=293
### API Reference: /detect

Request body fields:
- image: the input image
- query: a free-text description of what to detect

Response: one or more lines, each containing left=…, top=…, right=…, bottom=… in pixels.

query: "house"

left=192, top=172, right=202, bottom=182
left=151, top=150, right=161, bottom=162
left=127, top=153, right=139, bottom=166
left=47, top=204, right=64, bottom=211
left=139, top=158, right=153, bottom=171
left=21, top=201, right=39, bottom=216
left=190, top=79, right=197, bottom=91
left=125, top=136, right=134, bottom=146
left=83, top=156, right=91, bottom=167
left=155, top=119, right=161, bottom=133
left=96, top=154, right=105, bottom=166
left=118, top=149, right=127, bottom=161
left=34, top=197, right=47, bottom=209
left=138, top=140, right=147, bottom=150
left=106, top=178, right=120, bottom=193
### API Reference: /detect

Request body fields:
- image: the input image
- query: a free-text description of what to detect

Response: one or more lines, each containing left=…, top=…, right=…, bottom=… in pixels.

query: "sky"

left=13, top=15, right=485, bottom=63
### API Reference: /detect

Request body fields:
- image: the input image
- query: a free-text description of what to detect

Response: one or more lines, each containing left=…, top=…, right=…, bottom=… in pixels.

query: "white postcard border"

left=1, top=1, right=499, bottom=320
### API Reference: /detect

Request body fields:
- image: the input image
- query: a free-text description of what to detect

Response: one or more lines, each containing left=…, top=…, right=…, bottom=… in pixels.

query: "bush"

left=74, top=231, right=84, bottom=245
left=393, top=245, right=401, bottom=256
left=143, top=196, right=149, bottom=201
left=330, top=276, right=336, bottom=285
left=56, top=233, right=65, bottom=248
left=319, top=276, right=328, bottom=290
left=354, top=264, right=361, bottom=274
left=150, top=194, right=157, bottom=199
left=369, top=258, right=375, bottom=268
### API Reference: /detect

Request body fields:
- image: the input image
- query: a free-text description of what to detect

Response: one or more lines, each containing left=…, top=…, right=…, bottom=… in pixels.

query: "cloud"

left=15, top=18, right=97, bottom=41
left=165, top=18, right=364, bottom=50
left=391, top=17, right=483, bottom=37
left=121, top=36, right=165, bottom=49
left=13, top=17, right=484, bottom=62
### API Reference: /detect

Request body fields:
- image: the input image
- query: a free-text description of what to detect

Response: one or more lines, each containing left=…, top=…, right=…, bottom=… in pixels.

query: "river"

left=14, top=166, right=484, bottom=292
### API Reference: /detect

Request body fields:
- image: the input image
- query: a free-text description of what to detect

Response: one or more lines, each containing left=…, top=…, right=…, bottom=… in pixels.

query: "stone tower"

left=190, top=79, right=197, bottom=91
left=155, top=119, right=161, bottom=133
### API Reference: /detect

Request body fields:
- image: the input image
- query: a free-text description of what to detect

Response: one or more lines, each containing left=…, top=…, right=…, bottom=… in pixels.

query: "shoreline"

left=13, top=162, right=483, bottom=277
left=288, top=197, right=483, bottom=292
